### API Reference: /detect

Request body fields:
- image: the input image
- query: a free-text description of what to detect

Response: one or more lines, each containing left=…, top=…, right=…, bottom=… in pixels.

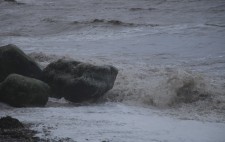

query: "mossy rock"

left=0, top=44, right=42, bottom=82
left=0, top=74, right=50, bottom=107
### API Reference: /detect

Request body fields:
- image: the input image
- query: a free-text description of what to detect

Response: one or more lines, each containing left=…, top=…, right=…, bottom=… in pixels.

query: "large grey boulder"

left=0, top=74, right=50, bottom=107
left=42, top=59, right=118, bottom=102
left=0, top=44, right=42, bottom=82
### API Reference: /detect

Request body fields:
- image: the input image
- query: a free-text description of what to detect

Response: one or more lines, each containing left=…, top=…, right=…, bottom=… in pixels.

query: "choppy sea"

left=0, top=0, right=225, bottom=141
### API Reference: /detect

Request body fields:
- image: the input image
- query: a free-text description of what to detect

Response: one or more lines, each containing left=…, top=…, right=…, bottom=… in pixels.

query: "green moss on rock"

left=0, top=74, right=50, bottom=107
left=0, top=44, right=42, bottom=82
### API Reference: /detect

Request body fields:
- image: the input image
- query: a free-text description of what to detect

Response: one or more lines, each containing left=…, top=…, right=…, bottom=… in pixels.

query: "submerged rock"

left=42, top=59, right=118, bottom=102
left=0, top=44, right=42, bottom=82
left=0, top=116, right=41, bottom=142
left=0, top=74, right=49, bottom=107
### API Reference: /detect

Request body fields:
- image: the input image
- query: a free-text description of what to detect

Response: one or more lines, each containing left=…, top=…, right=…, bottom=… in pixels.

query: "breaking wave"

left=29, top=52, right=225, bottom=111
left=28, top=52, right=72, bottom=69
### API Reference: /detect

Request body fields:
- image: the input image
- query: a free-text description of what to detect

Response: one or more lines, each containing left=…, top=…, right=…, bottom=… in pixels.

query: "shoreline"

left=1, top=102, right=225, bottom=142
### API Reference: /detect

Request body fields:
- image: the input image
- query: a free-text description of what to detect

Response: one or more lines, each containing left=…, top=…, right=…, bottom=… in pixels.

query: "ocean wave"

left=102, top=68, right=214, bottom=106
left=28, top=52, right=71, bottom=69
left=205, top=23, right=225, bottom=28
left=0, top=0, right=24, bottom=5
left=2, top=18, right=157, bottom=37
left=70, top=19, right=159, bottom=27
left=129, top=7, right=156, bottom=11
left=29, top=52, right=225, bottom=111
left=40, top=18, right=158, bottom=28
left=28, top=52, right=69, bottom=63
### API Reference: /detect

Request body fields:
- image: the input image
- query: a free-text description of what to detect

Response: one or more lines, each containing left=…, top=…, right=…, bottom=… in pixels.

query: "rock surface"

left=0, top=74, right=50, bottom=107
left=0, top=44, right=42, bottom=82
left=0, top=116, right=24, bottom=129
left=42, top=59, right=118, bottom=102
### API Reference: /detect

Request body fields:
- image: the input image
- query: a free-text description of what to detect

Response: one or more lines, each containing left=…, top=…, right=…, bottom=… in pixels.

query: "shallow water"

left=0, top=102, right=225, bottom=142
left=0, top=0, right=225, bottom=141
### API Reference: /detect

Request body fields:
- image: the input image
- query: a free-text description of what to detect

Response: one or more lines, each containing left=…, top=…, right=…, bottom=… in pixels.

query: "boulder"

left=42, top=59, right=118, bottom=102
left=0, top=116, right=24, bottom=129
left=0, top=74, right=49, bottom=107
left=0, top=44, right=42, bottom=82
left=0, top=116, right=41, bottom=142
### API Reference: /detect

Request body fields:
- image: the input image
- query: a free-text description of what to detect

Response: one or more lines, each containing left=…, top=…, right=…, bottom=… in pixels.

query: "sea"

left=0, top=0, right=225, bottom=141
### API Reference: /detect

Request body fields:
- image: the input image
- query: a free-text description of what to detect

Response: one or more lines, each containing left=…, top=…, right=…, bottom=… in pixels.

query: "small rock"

left=0, top=116, right=42, bottom=142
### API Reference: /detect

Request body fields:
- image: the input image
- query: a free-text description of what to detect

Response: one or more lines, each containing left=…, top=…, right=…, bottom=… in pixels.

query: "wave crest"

left=103, top=68, right=220, bottom=108
left=29, top=53, right=225, bottom=111
left=151, top=70, right=210, bottom=106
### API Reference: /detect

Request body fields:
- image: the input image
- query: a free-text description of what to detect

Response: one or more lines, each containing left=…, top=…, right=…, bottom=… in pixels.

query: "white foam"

left=103, top=66, right=219, bottom=107
left=0, top=104, right=225, bottom=142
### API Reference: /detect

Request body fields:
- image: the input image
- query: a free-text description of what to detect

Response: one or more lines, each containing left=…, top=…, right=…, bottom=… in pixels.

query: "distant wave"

left=205, top=23, right=225, bottom=28
left=40, top=18, right=159, bottom=27
left=0, top=0, right=25, bottom=5
left=70, top=19, right=159, bottom=27
left=129, top=7, right=156, bottom=11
